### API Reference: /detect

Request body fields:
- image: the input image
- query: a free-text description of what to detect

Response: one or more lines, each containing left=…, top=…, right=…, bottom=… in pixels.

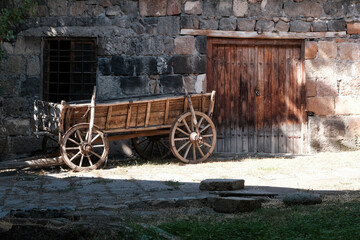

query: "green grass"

left=124, top=201, right=360, bottom=240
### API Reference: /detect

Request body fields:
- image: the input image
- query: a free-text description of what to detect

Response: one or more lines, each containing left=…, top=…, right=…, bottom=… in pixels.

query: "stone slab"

left=210, top=197, right=261, bottom=213
left=283, top=192, right=322, bottom=206
left=216, top=190, right=278, bottom=198
left=199, top=179, right=245, bottom=191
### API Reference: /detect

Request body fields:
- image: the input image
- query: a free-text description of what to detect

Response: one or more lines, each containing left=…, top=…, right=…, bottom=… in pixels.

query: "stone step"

left=199, top=179, right=245, bottom=191
left=216, top=190, right=278, bottom=198
left=209, top=197, right=262, bottom=213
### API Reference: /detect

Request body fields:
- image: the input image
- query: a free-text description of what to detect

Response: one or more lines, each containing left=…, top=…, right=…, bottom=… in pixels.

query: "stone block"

left=26, top=57, right=40, bottom=76
left=219, top=17, right=237, bottom=31
left=203, top=0, right=232, bottom=17
left=70, top=1, right=87, bottom=16
left=7, top=56, right=24, bottom=75
left=196, top=36, right=207, bottom=55
left=183, top=75, right=196, bottom=92
left=193, top=55, right=206, bottom=73
left=307, top=97, right=335, bottom=116
left=167, top=0, right=181, bottom=16
left=9, top=136, right=42, bottom=155
left=347, top=116, right=360, bottom=138
left=195, top=74, right=206, bottom=93
left=106, top=6, right=122, bottom=16
left=97, top=76, right=122, bottom=100
left=185, top=1, right=202, bottom=15
left=328, top=20, right=346, bottom=32
left=336, top=61, right=354, bottom=78
left=316, top=78, right=338, bottom=97
left=157, top=17, right=180, bottom=36
left=318, top=41, right=337, bottom=59
left=335, top=96, right=360, bottom=115
left=134, top=56, right=158, bottom=75
left=255, top=20, right=274, bottom=32
left=119, top=76, right=149, bottom=95
left=139, top=0, right=167, bottom=16
left=157, top=57, right=171, bottom=74
left=136, top=36, right=165, bottom=56
left=100, top=36, right=135, bottom=56
left=290, top=20, right=311, bottom=33
left=15, top=37, right=41, bottom=55
left=211, top=197, right=261, bottom=213
left=111, top=56, right=134, bottom=76
left=233, top=0, right=248, bottom=17
left=131, top=22, right=146, bottom=34
left=323, top=1, right=344, bottom=17
left=339, top=43, right=359, bottom=60
left=305, top=41, right=318, bottom=59
left=275, top=20, right=289, bottom=32
left=2, top=97, right=32, bottom=117
left=284, top=1, right=322, bottom=18
left=0, top=75, right=20, bottom=97
left=4, top=118, right=30, bottom=136
left=120, top=0, right=138, bottom=16
left=305, top=59, right=335, bottom=80
left=199, top=18, right=219, bottom=30
left=181, top=15, right=200, bottom=29
left=306, top=78, right=316, bottom=97
left=283, top=192, right=322, bottom=206
left=323, top=118, right=345, bottom=138
left=199, top=179, right=245, bottom=191
left=312, top=21, right=327, bottom=32
left=175, top=36, right=196, bottom=55
left=347, top=23, right=360, bottom=34
left=2, top=42, right=14, bottom=54
left=340, top=77, right=360, bottom=96
left=100, top=0, right=111, bottom=7
left=31, top=5, right=48, bottom=17
left=258, top=0, right=283, bottom=17
left=48, top=0, right=67, bottom=16
left=169, top=55, right=193, bottom=74
left=237, top=19, right=255, bottom=31
left=21, top=77, right=41, bottom=97
left=160, top=74, right=183, bottom=93
left=164, top=37, right=175, bottom=55
left=88, top=5, right=105, bottom=16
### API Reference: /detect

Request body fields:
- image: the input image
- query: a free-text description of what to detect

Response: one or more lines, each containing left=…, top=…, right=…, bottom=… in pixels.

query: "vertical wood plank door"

left=207, top=38, right=305, bottom=154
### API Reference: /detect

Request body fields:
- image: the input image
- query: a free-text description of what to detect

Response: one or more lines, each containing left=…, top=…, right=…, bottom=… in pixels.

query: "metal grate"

left=43, top=38, right=97, bottom=103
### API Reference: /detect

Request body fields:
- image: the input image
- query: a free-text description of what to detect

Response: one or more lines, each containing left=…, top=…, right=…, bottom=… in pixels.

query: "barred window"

left=43, top=38, right=97, bottom=103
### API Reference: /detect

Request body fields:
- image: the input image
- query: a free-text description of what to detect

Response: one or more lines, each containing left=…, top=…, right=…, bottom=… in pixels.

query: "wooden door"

left=207, top=38, right=305, bottom=154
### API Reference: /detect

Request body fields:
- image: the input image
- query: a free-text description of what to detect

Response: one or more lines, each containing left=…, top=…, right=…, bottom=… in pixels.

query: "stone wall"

left=1, top=0, right=360, bottom=159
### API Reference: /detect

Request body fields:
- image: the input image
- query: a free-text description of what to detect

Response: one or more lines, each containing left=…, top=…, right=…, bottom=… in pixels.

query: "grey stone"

left=39, top=17, right=59, bottom=27
left=290, top=20, right=311, bottom=33
left=131, top=22, right=146, bottom=34
left=9, top=136, right=42, bottom=155
left=323, top=119, right=346, bottom=138
left=111, top=56, right=135, bottom=76
left=255, top=20, right=274, bottom=32
left=95, top=16, right=112, bottom=26
left=164, top=37, right=175, bottom=55
left=233, top=0, right=248, bottom=17
left=200, top=18, right=219, bottom=30
left=183, top=75, right=196, bottom=92
left=6, top=56, right=24, bottom=75
left=211, top=197, right=261, bottom=213
left=15, top=37, right=41, bottom=55
left=248, top=2, right=261, bottom=17
left=203, top=0, right=232, bottom=17
left=323, top=1, right=345, bottom=17
left=218, top=190, right=278, bottom=198
left=157, top=57, right=171, bottom=75
left=283, top=192, right=322, bottom=206
left=97, top=76, right=122, bottom=100
left=136, top=36, right=165, bottom=56
left=181, top=15, right=200, bottom=29
left=120, top=0, right=138, bottom=16
left=259, top=0, right=283, bottom=17
left=160, top=74, right=183, bottom=93
left=139, top=0, right=167, bottom=17
left=48, top=0, right=67, bottom=16
left=199, top=179, right=245, bottom=191
left=193, top=55, right=206, bottom=74
left=98, top=58, right=111, bottom=76
left=284, top=1, right=322, bottom=18
left=157, top=16, right=180, bottom=36
left=0, top=74, right=19, bottom=97
left=119, top=76, right=149, bottom=95
left=312, top=21, right=327, bottom=32
left=26, top=57, right=40, bottom=76
left=275, top=20, right=289, bottom=32
left=134, top=56, right=158, bottom=75
left=169, top=55, right=192, bottom=74
left=328, top=20, right=346, bottom=32
left=106, top=5, right=122, bottom=16
left=113, top=16, right=132, bottom=28
left=237, top=19, right=255, bottom=31
left=196, top=36, right=207, bottom=55
left=219, top=17, right=237, bottom=31
left=100, top=36, right=135, bottom=56
left=4, top=118, right=30, bottom=136
left=21, top=77, right=41, bottom=97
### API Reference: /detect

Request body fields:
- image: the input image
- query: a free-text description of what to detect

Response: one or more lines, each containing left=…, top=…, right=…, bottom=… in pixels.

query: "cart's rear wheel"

left=132, top=135, right=171, bottom=160
left=170, top=111, right=216, bottom=164
left=61, top=123, right=109, bottom=171
left=42, top=134, right=60, bottom=156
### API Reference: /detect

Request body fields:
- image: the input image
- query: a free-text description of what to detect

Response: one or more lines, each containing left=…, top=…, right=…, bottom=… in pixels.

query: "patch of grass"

left=164, top=180, right=183, bottom=190
left=126, top=201, right=360, bottom=240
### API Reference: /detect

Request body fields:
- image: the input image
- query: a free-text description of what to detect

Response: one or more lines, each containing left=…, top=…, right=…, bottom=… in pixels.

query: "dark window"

left=43, top=38, right=97, bottom=102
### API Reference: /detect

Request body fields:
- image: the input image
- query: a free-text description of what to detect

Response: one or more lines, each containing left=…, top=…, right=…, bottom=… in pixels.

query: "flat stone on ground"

left=217, top=190, right=278, bottom=198
left=283, top=192, right=322, bottom=206
left=199, top=179, right=245, bottom=191
left=211, top=197, right=261, bottom=213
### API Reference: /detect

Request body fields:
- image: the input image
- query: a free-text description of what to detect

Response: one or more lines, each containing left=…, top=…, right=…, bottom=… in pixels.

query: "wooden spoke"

left=150, top=141, right=155, bottom=158
left=132, top=136, right=171, bottom=161
left=160, top=139, right=170, bottom=150
left=176, top=127, right=190, bottom=136
left=143, top=141, right=152, bottom=153
left=61, top=123, right=109, bottom=171
left=170, top=111, right=217, bottom=164
left=156, top=142, right=162, bottom=156
left=138, top=138, right=148, bottom=145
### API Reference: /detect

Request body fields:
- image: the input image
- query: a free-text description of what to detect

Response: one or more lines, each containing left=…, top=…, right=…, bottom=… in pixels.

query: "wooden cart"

left=34, top=88, right=217, bottom=171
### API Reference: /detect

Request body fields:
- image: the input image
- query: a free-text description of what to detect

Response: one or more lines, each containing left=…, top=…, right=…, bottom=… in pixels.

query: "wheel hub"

left=80, top=142, right=92, bottom=154
left=189, top=132, right=199, bottom=143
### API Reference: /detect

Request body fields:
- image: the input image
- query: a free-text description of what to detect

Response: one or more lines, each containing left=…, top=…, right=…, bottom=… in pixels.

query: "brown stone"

left=174, top=36, right=196, bottom=55
left=316, top=78, right=338, bottom=97
left=305, top=59, right=335, bottom=80
left=70, top=1, right=87, bottom=16
left=347, top=23, right=360, bottom=34
left=199, top=179, right=245, bottom=191
left=184, top=1, right=202, bottom=15
left=306, top=78, right=316, bottom=97
left=139, top=0, right=167, bottom=17
left=275, top=20, right=289, bottom=32
left=340, top=78, right=360, bottom=96
left=335, top=96, right=360, bottom=115
left=307, top=97, right=335, bottom=116
left=339, top=43, right=359, bottom=61
left=167, top=0, right=181, bottom=16
left=318, top=41, right=337, bottom=59
left=305, top=41, right=318, bottom=59
left=233, top=0, right=248, bottom=17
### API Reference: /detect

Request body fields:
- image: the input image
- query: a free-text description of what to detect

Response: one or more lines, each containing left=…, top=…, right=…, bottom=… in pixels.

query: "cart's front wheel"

left=132, top=135, right=171, bottom=160
left=61, top=123, right=109, bottom=171
left=170, top=111, right=216, bottom=164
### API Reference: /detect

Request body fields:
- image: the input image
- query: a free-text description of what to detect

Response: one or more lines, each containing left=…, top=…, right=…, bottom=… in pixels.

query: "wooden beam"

left=181, top=29, right=347, bottom=39
left=0, top=156, right=64, bottom=170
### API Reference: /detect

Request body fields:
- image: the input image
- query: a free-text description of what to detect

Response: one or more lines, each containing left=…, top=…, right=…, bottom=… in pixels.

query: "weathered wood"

left=107, top=129, right=170, bottom=141
left=145, top=102, right=151, bottom=127
left=181, top=29, right=346, bottom=39
left=0, top=156, right=64, bottom=170
left=126, top=105, right=132, bottom=129
left=164, top=99, right=169, bottom=124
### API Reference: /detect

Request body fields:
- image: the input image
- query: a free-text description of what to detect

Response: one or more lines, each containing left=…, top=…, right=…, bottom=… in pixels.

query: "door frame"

left=206, top=37, right=307, bottom=154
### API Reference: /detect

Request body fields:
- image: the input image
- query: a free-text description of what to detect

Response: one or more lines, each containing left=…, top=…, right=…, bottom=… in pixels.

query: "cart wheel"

left=42, top=135, right=60, bottom=156
left=61, top=123, right=109, bottom=171
left=132, top=135, right=171, bottom=160
left=170, top=111, right=216, bottom=164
